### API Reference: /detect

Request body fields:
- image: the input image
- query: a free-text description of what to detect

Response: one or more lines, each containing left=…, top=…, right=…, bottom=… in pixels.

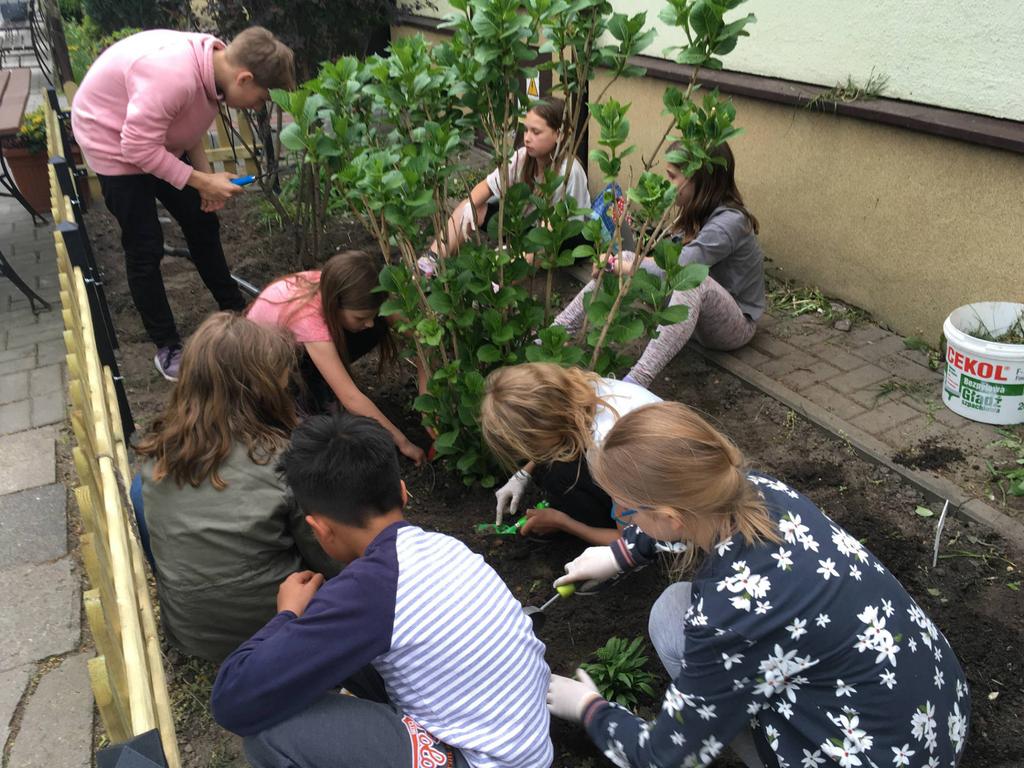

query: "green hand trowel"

left=474, top=501, right=550, bottom=535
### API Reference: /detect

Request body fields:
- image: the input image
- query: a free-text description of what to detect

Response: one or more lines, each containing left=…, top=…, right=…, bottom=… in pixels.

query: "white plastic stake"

left=932, top=499, right=951, bottom=568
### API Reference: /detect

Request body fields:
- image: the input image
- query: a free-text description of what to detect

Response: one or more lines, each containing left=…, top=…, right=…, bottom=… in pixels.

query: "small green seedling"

left=581, top=636, right=657, bottom=710
left=474, top=501, right=551, bottom=535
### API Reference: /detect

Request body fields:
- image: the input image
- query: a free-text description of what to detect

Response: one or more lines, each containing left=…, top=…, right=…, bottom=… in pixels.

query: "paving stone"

left=0, top=426, right=55, bottom=494
left=800, top=383, right=868, bottom=421
left=0, top=558, right=80, bottom=670
left=0, top=370, right=29, bottom=404
left=848, top=333, right=912, bottom=363
left=730, top=344, right=770, bottom=369
left=0, top=483, right=67, bottom=567
left=748, top=333, right=801, bottom=359
left=756, top=313, right=780, bottom=330
left=880, top=418, right=958, bottom=451
left=845, top=324, right=891, bottom=345
left=781, top=326, right=840, bottom=351
left=784, top=362, right=843, bottom=391
left=29, top=365, right=62, bottom=397
left=30, top=393, right=66, bottom=428
left=0, top=400, right=31, bottom=433
left=755, top=352, right=819, bottom=379
left=848, top=387, right=889, bottom=409
left=35, top=338, right=66, bottom=367
left=7, top=652, right=92, bottom=768
left=874, top=355, right=943, bottom=385
left=848, top=400, right=922, bottom=435
left=0, top=664, right=31, bottom=748
left=0, top=350, right=36, bottom=374
left=827, top=364, right=892, bottom=394
left=4, top=321, right=64, bottom=350
left=815, top=344, right=866, bottom=372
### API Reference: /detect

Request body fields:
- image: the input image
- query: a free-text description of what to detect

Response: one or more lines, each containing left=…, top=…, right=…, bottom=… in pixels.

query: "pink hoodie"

left=71, top=30, right=225, bottom=189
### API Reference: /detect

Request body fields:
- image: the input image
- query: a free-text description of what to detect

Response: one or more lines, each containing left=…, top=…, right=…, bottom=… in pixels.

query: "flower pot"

left=4, top=146, right=50, bottom=214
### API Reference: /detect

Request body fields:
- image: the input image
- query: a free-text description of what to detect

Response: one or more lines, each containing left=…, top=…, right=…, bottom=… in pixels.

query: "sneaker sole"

left=153, top=355, right=179, bottom=382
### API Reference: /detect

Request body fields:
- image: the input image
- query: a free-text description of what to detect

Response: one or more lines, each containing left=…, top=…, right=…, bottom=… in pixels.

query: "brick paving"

left=701, top=309, right=1016, bottom=531
left=0, top=69, right=94, bottom=765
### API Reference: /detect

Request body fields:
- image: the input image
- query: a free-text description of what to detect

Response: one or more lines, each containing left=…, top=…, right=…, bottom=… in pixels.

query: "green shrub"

left=81, top=0, right=188, bottom=34
left=274, top=0, right=755, bottom=485
left=581, top=636, right=658, bottom=710
left=64, top=16, right=140, bottom=83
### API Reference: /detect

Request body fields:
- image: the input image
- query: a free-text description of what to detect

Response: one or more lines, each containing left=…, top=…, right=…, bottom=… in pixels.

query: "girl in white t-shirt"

left=480, top=362, right=661, bottom=544
left=421, top=98, right=590, bottom=273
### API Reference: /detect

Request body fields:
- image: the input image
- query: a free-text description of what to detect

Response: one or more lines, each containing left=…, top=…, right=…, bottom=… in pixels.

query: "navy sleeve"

left=211, top=536, right=398, bottom=736
left=611, top=525, right=687, bottom=571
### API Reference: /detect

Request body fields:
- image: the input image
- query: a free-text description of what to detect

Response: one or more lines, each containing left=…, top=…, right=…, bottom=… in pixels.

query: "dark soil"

left=894, top=437, right=967, bottom=472
left=85, top=196, right=1024, bottom=768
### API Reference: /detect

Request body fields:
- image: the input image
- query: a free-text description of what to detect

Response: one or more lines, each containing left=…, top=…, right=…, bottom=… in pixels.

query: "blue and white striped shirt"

left=212, top=521, right=552, bottom=768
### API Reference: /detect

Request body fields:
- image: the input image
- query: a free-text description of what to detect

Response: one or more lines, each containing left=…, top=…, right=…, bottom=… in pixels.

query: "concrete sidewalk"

left=0, top=75, right=94, bottom=767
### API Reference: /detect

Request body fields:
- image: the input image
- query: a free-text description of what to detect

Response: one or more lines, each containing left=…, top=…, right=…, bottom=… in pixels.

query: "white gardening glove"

left=458, top=202, right=478, bottom=239
left=547, top=669, right=602, bottom=722
left=553, top=545, right=622, bottom=593
left=494, top=468, right=531, bottom=525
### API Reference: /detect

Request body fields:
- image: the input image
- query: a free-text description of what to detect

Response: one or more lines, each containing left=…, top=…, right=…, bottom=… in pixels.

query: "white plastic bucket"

left=942, top=302, right=1024, bottom=425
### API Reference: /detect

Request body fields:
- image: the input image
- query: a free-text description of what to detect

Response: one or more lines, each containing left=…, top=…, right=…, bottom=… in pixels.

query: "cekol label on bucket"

left=944, top=344, right=1024, bottom=416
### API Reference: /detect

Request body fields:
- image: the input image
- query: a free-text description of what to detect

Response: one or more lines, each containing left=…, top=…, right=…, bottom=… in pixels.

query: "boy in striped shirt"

left=212, top=413, right=553, bottom=768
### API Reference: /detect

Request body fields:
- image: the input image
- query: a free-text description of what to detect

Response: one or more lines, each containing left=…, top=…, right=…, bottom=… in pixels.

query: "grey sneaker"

left=154, top=345, right=182, bottom=381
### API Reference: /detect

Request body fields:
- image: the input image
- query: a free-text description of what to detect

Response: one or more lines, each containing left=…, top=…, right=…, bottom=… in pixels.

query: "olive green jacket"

left=142, top=444, right=340, bottom=662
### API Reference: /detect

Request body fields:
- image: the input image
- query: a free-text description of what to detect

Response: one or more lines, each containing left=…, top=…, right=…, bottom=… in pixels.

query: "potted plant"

left=2, top=106, right=50, bottom=214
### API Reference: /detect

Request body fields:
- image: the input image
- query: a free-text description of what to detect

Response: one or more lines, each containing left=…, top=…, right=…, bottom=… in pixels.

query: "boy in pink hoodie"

left=71, top=27, right=294, bottom=380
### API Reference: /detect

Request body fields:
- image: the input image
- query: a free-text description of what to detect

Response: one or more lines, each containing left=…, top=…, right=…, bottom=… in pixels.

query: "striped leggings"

left=554, top=274, right=757, bottom=388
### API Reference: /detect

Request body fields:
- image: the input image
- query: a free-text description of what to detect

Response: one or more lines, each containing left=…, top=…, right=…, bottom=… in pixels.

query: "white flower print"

left=637, top=722, right=651, bottom=748
left=827, top=712, right=873, bottom=752
left=910, top=701, right=938, bottom=753
left=933, top=667, right=944, bottom=690
left=815, top=613, right=831, bottom=628
left=715, top=538, right=734, bottom=556
left=654, top=539, right=689, bottom=554
left=933, top=645, right=943, bottom=663
left=801, top=748, right=826, bottom=768
left=882, top=599, right=894, bottom=617
left=891, top=743, right=915, bottom=766
left=748, top=474, right=799, bottom=498
left=732, top=676, right=750, bottom=691
left=721, top=652, right=744, bottom=670
left=835, top=679, right=856, bottom=697
left=778, top=512, right=819, bottom=551
left=830, top=524, right=870, bottom=563
left=908, top=637, right=918, bottom=653
left=699, top=734, right=724, bottom=763
left=765, top=724, right=780, bottom=751
left=602, top=739, right=630, bottom=768
left=670, top=730, right=685, bottom=747
left=879, top=669, right=897, bottom=689
left=821, top=739, right=863, bottom=767
left=873, top=560, right=885, bottom=573
left=754, top=645, right=817, bottom=702
left=755, top=600, right=773, bottom=615
left=747, top=700, right=762, bottom=716
left=607, top=721, right=618, bottom=737
left=853, top=604, right=901, bottom=667
left=849, top=564, right=862, bottom=581
left=817, top=558, right=839, bottom=580
left=786, top=617, right=808, bottom=641
left=955, top=678, right=966, bottom=701
left=696, top=703, right=717, bottom=721
left=717, top=561, right=772, bottom=614
left=772, top=547, right=794, bottom=570
left=730, top=595, right=752, bottom=612
left=776, top=700, right=794, bottom=720
left=685, top=597, right=708, bottom=627
left=948, top=702, right=967, bottom=754
left=926, top=758, right=940, bottom=768
left=662, top=683, right=698, bottom=717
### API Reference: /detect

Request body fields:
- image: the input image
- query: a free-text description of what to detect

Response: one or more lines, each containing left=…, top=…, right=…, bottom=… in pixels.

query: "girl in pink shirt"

left=71, top=27, right=294, bottom=381
left=248, top=251, right=427, bottom=465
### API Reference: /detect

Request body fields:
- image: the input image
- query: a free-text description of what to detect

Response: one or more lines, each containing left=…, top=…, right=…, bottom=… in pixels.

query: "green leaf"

left=427, top=291, right=453, bottom=314
left=477, top=344, right=502, bottom=363
left=914, top=505, right=934, bottom=518
left=279, top=122, right=306, bottom=151
left=435, top=430, right=459, bottom=449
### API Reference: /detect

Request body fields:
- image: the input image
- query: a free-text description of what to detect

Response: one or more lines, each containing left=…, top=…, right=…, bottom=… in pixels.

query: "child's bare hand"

left=519, top=506, right=570, bottom=537
left=277, top=571, right=324, bottom=617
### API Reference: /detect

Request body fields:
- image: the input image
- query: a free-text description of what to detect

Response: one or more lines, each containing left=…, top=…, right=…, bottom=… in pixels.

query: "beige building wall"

left=590, top=72, right=1023, bottom=340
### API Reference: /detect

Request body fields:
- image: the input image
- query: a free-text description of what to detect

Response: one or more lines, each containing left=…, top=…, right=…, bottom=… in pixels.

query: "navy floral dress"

left=583, top=473, right=969, bottom=768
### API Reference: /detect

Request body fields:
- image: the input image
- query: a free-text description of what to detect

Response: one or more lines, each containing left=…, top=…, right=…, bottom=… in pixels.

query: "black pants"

left=532, top=458, right=617, bottom=529
left=97, top=173, right=246, bottom=348
left=297, top=317, right=388, bottom=414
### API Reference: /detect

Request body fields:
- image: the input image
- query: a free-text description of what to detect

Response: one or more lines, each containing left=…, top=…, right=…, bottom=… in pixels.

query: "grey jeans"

left=649, top=582, right=766, bottom=768
left=243, top=692, right=470, bottom=768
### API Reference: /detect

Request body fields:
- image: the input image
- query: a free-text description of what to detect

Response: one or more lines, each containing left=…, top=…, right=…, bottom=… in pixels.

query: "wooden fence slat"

left=88, top=656, right=131, bottom=744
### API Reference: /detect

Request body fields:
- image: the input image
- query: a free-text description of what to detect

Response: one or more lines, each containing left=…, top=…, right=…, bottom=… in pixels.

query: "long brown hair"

left=670, top=141, right=759, bottom=240
left=277, top=250, right=397, bottom=372
left=480, top=363, right=610, bottom=469
left=520, top=97, right=567, bottom=194
left=135, top=312, right=298, bottom=489
left=589, top=401, right=778, bottom=576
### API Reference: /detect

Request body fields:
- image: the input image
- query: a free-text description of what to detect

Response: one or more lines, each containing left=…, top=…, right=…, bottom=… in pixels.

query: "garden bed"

left=84, top=196, right=1024, bottom=767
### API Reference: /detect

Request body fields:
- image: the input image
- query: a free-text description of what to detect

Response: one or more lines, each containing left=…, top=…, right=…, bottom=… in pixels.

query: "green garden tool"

left=474, top=501, right=550, bottom=535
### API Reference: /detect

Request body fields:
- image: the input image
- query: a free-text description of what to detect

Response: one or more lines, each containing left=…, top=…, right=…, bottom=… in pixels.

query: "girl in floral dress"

left=546, top=401, right=969, bottom=768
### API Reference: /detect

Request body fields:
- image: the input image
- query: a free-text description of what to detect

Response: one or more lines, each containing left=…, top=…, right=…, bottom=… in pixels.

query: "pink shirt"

left=246, top=272, right=331, bottom=344
left=71, top=30, right=224, bottom=189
